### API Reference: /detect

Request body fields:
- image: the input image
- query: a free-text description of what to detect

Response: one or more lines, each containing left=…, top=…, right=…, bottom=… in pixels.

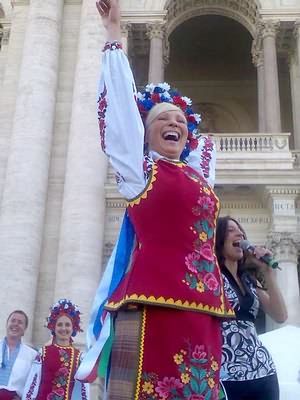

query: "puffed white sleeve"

left=98, top=43, right=146, bottom=199
left=21, top=351, right=42, bottom=400
left=186, top=135, right=216, bottom=188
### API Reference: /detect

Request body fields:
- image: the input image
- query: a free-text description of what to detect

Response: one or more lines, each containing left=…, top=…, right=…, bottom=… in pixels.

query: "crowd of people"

left=0, top=300, right=89, bottom=400
left=0, top=1, right=289, bottom=399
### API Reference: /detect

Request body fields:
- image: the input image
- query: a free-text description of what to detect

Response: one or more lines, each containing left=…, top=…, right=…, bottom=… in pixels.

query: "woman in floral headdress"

left=22, top=299, right=89, bottom=400
left=76, top=1, right=234, bottom=399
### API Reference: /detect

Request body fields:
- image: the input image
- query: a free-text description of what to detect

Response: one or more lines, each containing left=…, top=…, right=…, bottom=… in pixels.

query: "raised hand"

left=96, top=0, right=121, bottom=40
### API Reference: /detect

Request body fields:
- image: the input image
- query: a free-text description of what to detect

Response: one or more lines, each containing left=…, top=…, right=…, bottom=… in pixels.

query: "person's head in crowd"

left=6, top=310, right=29, bottom=343
left=216, top=216, right=246, bottom=269
left=46, top=299, right=82, bottom=346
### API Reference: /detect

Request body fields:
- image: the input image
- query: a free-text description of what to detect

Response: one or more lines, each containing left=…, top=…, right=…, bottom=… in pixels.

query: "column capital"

left=0, top=24, right=11, bottom=47
left=260, top=20, right=280, bottom=39
left=120, top=21, right=132, bottom=38
left=146, top=21, right=166, bottom=40
left=267, top=231, right=300, bottom=261
left=293, top=19, right=300, bottom=39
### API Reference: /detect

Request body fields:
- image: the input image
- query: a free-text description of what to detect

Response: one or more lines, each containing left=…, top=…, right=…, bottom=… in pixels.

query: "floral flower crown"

left=136, top=82, right=201, bottom=159
left=46, top=298, right=82, bottom=337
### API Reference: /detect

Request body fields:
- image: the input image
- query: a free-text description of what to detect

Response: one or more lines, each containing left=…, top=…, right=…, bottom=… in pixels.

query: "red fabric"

left=136, top=306, right=222, bottom=400
left=36, top=344, right=80, bottom=400
left=0, top=389, right=17, bottom=400
left=108, top=159, right=233, bottom=316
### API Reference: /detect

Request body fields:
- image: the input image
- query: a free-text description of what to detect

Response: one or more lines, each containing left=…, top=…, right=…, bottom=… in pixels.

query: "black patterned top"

left=220, top=267, right=276, bottom=381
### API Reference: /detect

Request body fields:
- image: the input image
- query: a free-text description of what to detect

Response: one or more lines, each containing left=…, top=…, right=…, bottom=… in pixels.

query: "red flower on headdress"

left=151, top=93, right=161, bottom=103
left=172, top=96, right=187, bottom=110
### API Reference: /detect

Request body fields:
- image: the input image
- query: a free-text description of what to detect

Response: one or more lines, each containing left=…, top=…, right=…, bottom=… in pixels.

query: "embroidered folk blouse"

left=98, top=43, right=216, bottom=200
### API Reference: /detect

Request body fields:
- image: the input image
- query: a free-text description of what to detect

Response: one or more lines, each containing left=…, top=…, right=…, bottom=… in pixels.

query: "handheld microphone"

left=238, top=239, right=280, bottom=270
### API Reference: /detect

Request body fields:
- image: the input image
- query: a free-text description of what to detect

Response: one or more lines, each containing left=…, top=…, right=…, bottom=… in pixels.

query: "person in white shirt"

left=0, top=310, right=37, bottom=400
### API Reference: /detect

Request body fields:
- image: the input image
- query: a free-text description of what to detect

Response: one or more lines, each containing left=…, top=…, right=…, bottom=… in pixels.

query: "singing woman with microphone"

left=215, top=216, right=287, bottom=400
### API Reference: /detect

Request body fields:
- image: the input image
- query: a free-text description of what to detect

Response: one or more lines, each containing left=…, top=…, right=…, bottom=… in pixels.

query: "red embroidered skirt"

left=108, top=305, right=222, bottom=400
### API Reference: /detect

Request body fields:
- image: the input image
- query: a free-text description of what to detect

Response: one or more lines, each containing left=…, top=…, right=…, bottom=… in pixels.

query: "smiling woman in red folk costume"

left=75, top=1, right=234, bottom=399
left=22, top=299, right=89, bottom=400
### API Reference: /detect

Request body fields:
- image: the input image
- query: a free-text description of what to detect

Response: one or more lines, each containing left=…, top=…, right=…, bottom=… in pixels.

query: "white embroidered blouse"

left=97, top=43, right=216, bottom=199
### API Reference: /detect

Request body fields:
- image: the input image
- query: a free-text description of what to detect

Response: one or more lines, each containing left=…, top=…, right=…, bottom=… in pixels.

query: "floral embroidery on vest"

left=98, top=84, right=108, bottom=153
left=182, top=170, right=220, bottom=297
left=46, top=348, right=72, bottom=400
left=139, top=344, right=220, bottom=400
left=200, top=137, right=213, bottom=179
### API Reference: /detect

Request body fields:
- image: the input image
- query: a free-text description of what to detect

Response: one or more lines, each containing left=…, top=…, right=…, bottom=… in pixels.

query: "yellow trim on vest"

left=105, top=294, right=235, bottom=317
left=134, top=307, right=147, bottom=400
left=127, top=164, right=158, bottom=207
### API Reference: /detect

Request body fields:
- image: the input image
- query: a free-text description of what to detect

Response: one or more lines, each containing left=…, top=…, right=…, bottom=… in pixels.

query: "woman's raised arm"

left=96, top=0, right=146, bottom=199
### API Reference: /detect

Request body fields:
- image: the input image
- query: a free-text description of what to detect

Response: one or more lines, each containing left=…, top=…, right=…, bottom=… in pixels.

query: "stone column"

left=289, top=21, right=300, bottom=149
left=264, top=187, right=300, bottom=328
left=121, top=21, right=131, bottom=56
left=267, top=233, right=300, bottom=327
left=54, top=0, right=107, bottom=354
left=146, top=22, right=165, bottom=83
left=252, top=43, right=265, bottom=132
left=261, top=21, right=282, bottom=133
left=0, top=0, right=63, bottom=340
left=0, top=3, right=29, bottom=207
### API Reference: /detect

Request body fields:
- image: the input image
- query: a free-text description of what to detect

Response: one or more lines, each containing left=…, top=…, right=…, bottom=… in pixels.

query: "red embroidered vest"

left=36, top=344, right=80, bottom=400
left=106, top=159, right=233, bottom=317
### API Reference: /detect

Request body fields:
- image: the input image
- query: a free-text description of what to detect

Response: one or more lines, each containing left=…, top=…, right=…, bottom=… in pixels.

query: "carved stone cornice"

left=264, top=186, right=300, bottom=196
left=146, top=22, right=166, bottom=41
left=260, top=20, right=280, bottom=39
left=267, top=231, right=300, bottom=261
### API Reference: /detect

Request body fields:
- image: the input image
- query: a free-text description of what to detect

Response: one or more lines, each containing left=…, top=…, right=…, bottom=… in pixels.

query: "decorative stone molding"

left=267, top=232, right=300, bottom=262
left=0, top=24, right=10, bottom=47
left=146, top=22, right=165, bottom=40
left=221, top=201, right=265, bottom=209
left=293, top=19, right=300, bottom=41
left=106, top=199, right=126, bottom=209
left=121, top=21, right=132, bottom=38
left=165, top=0, right=260, bottom=38
left=264, top=186, right=300, bottom=196
left=260, top=20, right=280, bottom=39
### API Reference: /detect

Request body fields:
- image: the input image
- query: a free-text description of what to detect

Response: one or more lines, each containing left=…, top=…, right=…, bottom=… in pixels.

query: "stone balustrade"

left=214, top=132, right=290, bottom=153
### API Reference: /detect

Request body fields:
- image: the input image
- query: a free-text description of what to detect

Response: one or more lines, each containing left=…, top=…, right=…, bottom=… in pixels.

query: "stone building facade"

left=0, top=0, right=300, bottom=390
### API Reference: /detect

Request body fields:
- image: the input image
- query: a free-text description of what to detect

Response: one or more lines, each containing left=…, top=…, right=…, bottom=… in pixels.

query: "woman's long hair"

left=215, top=215, right=247, bottom=271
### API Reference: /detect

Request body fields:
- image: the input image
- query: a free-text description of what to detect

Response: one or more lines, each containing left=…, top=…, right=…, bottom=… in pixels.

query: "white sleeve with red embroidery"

left=186, top=135, right=216, bottom=188
left=21, top=352, right=42, bottom=400
left=98, top=43, right=146, bottom=199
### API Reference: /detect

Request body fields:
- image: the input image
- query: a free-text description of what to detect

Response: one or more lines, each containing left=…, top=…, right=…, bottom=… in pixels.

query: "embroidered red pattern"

left=26, top=373, right=38, bottom=399
left=98, top=84, right=108, bottom=152
left=103, top=41, right=123, bottom=52
left=200, top=136, right=213, bottom=179
left=139, top=343, right=220, bottom=400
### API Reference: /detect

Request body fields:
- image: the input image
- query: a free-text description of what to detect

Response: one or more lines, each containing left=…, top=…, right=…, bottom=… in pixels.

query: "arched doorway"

left=165, top=14, right=257, bottom=133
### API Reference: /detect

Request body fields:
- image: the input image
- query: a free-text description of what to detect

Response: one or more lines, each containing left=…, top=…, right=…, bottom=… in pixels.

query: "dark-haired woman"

left=216, top=216, right=287, bottom=400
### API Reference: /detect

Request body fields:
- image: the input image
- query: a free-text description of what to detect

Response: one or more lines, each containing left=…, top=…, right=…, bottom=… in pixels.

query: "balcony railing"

left=215, top=133, right=289, bottom=153
left=214, top=132, right=294, bottom=170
